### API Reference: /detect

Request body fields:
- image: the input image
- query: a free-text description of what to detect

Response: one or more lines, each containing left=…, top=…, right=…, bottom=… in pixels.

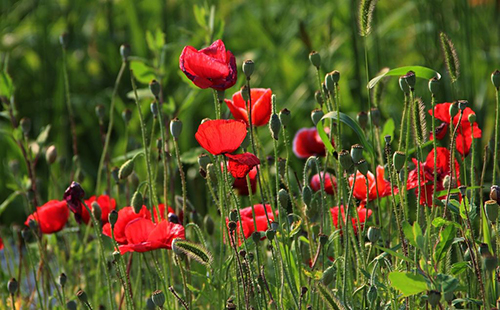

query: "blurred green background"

left=1, top=0, right=500, bottom=224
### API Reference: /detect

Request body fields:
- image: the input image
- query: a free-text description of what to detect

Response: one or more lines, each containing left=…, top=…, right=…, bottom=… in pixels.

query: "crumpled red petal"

left=225, top=153, right=260, bottom=178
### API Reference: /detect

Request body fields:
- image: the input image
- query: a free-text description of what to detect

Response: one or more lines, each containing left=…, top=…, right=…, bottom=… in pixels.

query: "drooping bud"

left=149, top=80, right=161, bottom=98
left=369, top=108, right=381, bottom=127
left=46, top=145, right=57, bottom=164
left=458, top=185, right=467, bottom=196
left=350, top=144, right=364, bottom=163
left=204, top=215, right=215, bottom=235
left=76, top=289, right=88, bottom=303
left=241, top=85, right=250, bottom=102
left=330, top=70, right=340, bottom=83
left=278, top=189, right=289, bottom=209
left=428, top=77, right=440, bottom=95
left=119, top=158, right=135, bottom=180
left=131, top=190, right=144, bottom=214
left=269, top=113, right=281, bottom=140
left=427, top=290, right=441, bottom=307
left=20, top=117, right=31, bottom=135
left=393, top=151, right=405, bottom=171
left=357, top=111, right=368, bottom=130
left=7, top=278, right=18, bottom=295
left=485, top=200, right=499, bottom=223
left=356, top=160, right=369, bottom=176
left=302, top=185, right=313, bottom=206
left=108, top=210, right=118, bottom=228
left=339, top=150, right=354, bottom=171
left=279, top=108, right=291, bottom=128
left=309, top=51, right=321, bottom=68
left=449, top=102, right=459, bottom=118
left=315, top=90, right=323, bottom=105
left=120, top=44, right=131, bottom=61
left=170, top=118, right=183, bottom=140
left=152, top=290, right=166, bottom=308
left=58, top=273, right=67, bottom=287
left=367, top=226, right=381, bottom=243
left=242, top=60, right=255, bottom=79
left=311, top=109, right=324, bottom=126
left=491, top=70, right=500, bottom=89
left=91, top=201, right=101, bottom=222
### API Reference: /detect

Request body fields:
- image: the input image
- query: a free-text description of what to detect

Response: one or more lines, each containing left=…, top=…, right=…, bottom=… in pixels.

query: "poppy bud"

left=21, top=228, right=33, bottom=242
left=278, top=189, right=289, bottom=210
left=458, top=100, right=468, bottom=111
left=330, top=70, right=340, bottom=83
left=277, top=157, right=287, bottom=178
left=242, top=60, right=255, bottom=79
left=279, top=108, right=291, bottom=128
left=198, top=153, right=211, bottom=171
left=357, top=111, right=368, bottom=130
left=91, top=201, right=101, bottom=222
left=204, top=215, right=215, bottom=235
left=384, top=135, right=392, bottom=145
left=150, top=102, right=158, bottom=118
left=428, top=77, right=440, bottom=95
left=311, top=109, right=324, bottom=126
left=108, top=210, right=118, bottom=228
left=46, top=145, right=57, bottom=164
left=492, top=70, right=500, bottom=89
left=485, top=200, right=499, bottom=223
left=393, top=151, right=405, bottom=172
left=483, top=254, right=498, bottom=272
left=7, top=278, right=18, bottom=295
left=367, top=226, right=381, bottom=243
left=491, top=185, right=500, bottom=204
left=241, top=85, right=250, bottom=102
left=427, top=290, right=441, bottom=307
left=149, top=80, right=161, bottom=98
left=369, top=108, right=381, bottom=127
left=309, top=51, right=321, bottom=68
left=170, top=118, right=183, bottom=140
left=120, top=44, right=131, bottom=61
left=131, top=190, right=143, bottom=214
left=269, top=113, right=281, bottom=140
left=229, top=209, right=239, bottom=222
left=216, top=90, right=225, bottom=102
left=301, top=286, right=308, bottom=297
left=339, top=150, right=354, bottom=171
left=76, top=289, right=88, bottom=303
left=152, top=290, right=166, bottom=308
left=325, top=72, right=335, bottom=93
left=402, top=71, right=416, bottom=88
left=449, top=102, right=458, bottom=118
left=95, top=104, right=105, bottom=122
left=315, top=90, right=323, bottom=105
left=351, top=144, right=364, bottom=163
left=319, top=233, right=328, bottom=246
left=28, top=218, right=38, bottom=231
left=59, top=273, right=67, bottom=287
left=302, top=185, right=313, bottom=206
left=20, top=117, right=31, bottom=135
left=321, top=265, right=335, bottom=286
left=239, top=250, right=246, bottom=258
left=468, top=113, right=476, bottom=124
left=398, top=76, right=410, bottom=94
left=266, top=229, right=275, bottom=240
left=271, top=221, right=279, bottom=231
left=367, top=286, right=377, bottom=305
left=356, top=160, right=369, bottom=176
left=119, top=158, right=134, bottom=180
left=228, top=221, right=237, bottom=232
left=59, top=32, right=68, bottom=48
left=112, top=250, right=121, bottom=262
left=67, top=300, right=78, bottom=310
left=252, top=231, right=261, bottom=244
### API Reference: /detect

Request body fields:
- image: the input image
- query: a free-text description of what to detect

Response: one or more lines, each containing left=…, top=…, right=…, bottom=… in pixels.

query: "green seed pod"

left=315, top=90, right=323, bottom=105
left=483, top=254, right=498, bottom=272
left=67, top=300, right=78, bottom=310
left=278, top=189, right=289, bottom=210
left=108, top=210, right=118, bottom=228
left=152, top=290, right=166, bottom=308
left=228, top=221, right=237, bottom=232
left=46, top=145, right=57, bottom=165
left=309, top=51, right=321, bottom=68
left=242, top=59, right=255, bottom=79
left=149, top=80, right=161, bottom=98
left=119, top=158, right=135, bottom=180
left=442, top=175, right=451, bottom=189
left=449, top=102, right=459, bottom=118
left=271, top=221, right=279, bottom=231
left=170, top=118, right=183, bottom=140
left=369, top=108, right=381, bottom=127
left=20, top=117, right=31, bottom=135
left=252, top=231, right=261, bottom=244
left=21, top=228, right=33, bottom=242
left=277, top=157, right=287, bottom=178
left=203, top=215, right=215, bottom=236
left=58, top=273, right=67, bottom=287
left=229, top=209, right=239, bottom=222
left=330, top=70, right=340, bottom=83
left=198, top=153, right=211, bottom=171
left=76, top=289, right=88, bottom=303
left=91, top=201, right=101, bottom=222
left=241, top=85, right=250, bottom=102
left=357, top=111, right=368, bottom=130
left=266, top=229, right=276, bottom=240
left=131, top=190, right=143, bottom=214
left=150, top=102, right=158, bottom=118
left=356, top=160, right=369, bottom=176
left=321, top=265, right=336, bottom=286
left=279, top=108, right=291, bottom=128
left=384, top=135, right=392, bottom=145
left=120, top=44, right=131, bottom=61
left=468, top=113, right=476, bottom=124
left=393, top=151, right=406, bottom=172
left=367, top=286, right=377, bottom=305
left=485, top=200, right=499, bottom=223
left=319, top=233, right=328, bottom=246
left=428, top=77, right=440, bottom=95
left=458, top=100, right=468, bottom=111
left=458, top=185, right=467, bottom=196
left=399, top=76, right=410, bottom=94
left=339, top=150, right=354, bottom=171
left=427, top=290, right=441, bottom=307
left=351, top=144, right=364, bottom=163
left=95, top=104, right=105, bottom=122
left=7, top=278, right=18, bottom=295
left=492, top=70, right=500, bottom=89
left=367, top=226, right=381, bottom=243
left=325, top=72, right=335, bottom=94
left=269, top=113, right=281, bottom=140
left=311, top=109, right=324, bottom=126
left=302, top=185, right=313, bottom=206
left=403, top=71, right=416, bottom=88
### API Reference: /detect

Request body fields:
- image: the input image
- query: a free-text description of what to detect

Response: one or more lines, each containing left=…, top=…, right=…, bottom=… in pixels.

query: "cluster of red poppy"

left=227, top=204, right=275, bottom=246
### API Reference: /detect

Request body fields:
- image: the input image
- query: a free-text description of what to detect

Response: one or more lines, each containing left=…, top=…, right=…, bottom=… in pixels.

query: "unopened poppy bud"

left=485, top=200, right=499, bottom=223
left=279, top=108, right=291, bottom=128
left=357, top=111, right=368, bottom=130
left=277, top=157, right=287, bottom=178
left=120, top=44, right=131, bottom=61
left=384, top=135, right=392, bottom=145
left=302, top=185, right=313, bottom=206
left=483, top=254, right=498, bottom=272
left=242, top=60, right=255, bottom=79
left=321, top=265, right=335, bottom=286
left=76, top=289, right=88, bottom=303
left=7, top=278, right=18, bottom=295
left=46, top=145, right=57, bottom=164
left=95, top=104, right=105, bottom=122
left=119, top=158, right=134, bottom=180
left=393, top=151, right=405, bottom=171
left=21, top=228, right=33, bottom=242
left=150, top=102, right=158, bottom=117
left=204, top=215, right=215, bottom=235
left=91, top=201, right=101, bottom=221
left=216, top=90, right=225, bottom=102
left=427, top=290, right=441, bottom=307
left=113, top=250, right=121, bottom=261
left=121, top=109, right=132, bottom=125
left=315, top=90, right=323, bottom=105
left=367, top=286, right=377, bottom=305
left=111, top=167, right=120, bottom=184
left=402, top=71, right=416, bottom=88
left=331, top=70, right=340, bottom=83
left=241, top=85, right=250, bottom=102
left=252, top=231, right=261, bottom=244
left=468, top=113, right=476, bottom=123
left=149, top=80, right=161, bottom=98
left=271, top=221, right=279, bottom=231
left=351, top=144, right=364, bottom=163
left=309, top=51, right=321, bottom=68
left=58, top=273, right=67, bottom=287
left=367, top=226, right=381, bottom=243
left=339, top=150, right=353, bottom=171
left=228, top=221, right=237, bottom=232
left=319, top=233, right=328, bottom=246
left=229, top=209, right=239, bottom=222
left=152, top=290, right=166, bottom=308
left=67, top=300, right=78, bottom=310
left=108, top=210, right=118, bottom=228
left=428, top=77, right=440, bottom=95
left=491, top=185, right=500, bottom=204
left=398, top=76, right=410, bottom=94
left=492, top=70, right=500, bottom=89
left=170, top=118, right=183, bottom=140
left=449, top=102, right=458, bottom=118
left=266, top=229, right=275, bottom=240
left=325, top=72, right=335, bottom=93
left=198, top=153, right=211, bottom=171
left=131, top=190, right=143, bottom=213
left=458, top=100, right=468, bottom=111
left=20, top=117, right=31, bottom=135
left=356, top=160, right=369, bottom=176
left=269, top=113, right=281, bottom=140
left=278, top=189, right=289, bottom=210
left=370, top=108, right=381, bottom=127
left=311, top=109, right=324, bottom=126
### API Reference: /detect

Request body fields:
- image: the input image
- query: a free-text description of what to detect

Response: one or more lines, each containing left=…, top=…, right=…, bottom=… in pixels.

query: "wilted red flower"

left=25, top=200, right=70, bottom=234
left=195, top=119, right=247, bottom=155
left=225, top=88, right=273, bottom=127
left=330, top=203, right=372, bottom=235
left=227, top=204, right=274, bottom=245
left=63, top=181, right=85, bottom=223
left=233, top=166, right=257, bottom=195
left=348, top=165, right=392, bottom=202
left=293, top=127, right=332, bottom=159
left=179, top=39, right=237, bottom=91
left=407, top=147, right=460, bottom=206
left=225, top=153, right=260, bottom=178
left=118, top=218, right=185, bottom=254
left=81, top=195, right=117, bottom=224
left=429, top=102, right=482, bottom=156
left=310, top=172, right=337, bottom=195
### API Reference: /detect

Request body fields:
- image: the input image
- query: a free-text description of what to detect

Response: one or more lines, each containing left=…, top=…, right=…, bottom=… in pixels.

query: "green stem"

left=493, top=87, right=499, bottom=185
left=173, top=138, right=187, bottom=226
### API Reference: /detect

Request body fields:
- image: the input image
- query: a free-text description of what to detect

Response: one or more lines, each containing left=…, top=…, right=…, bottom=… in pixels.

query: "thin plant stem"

left=173, top=138, right=187, bottom=225
left=493, top=87, right=499, bottom=185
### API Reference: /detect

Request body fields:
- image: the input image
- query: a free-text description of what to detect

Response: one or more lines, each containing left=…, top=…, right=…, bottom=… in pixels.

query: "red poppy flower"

left=195, top=119, right=247, bottom=155
left=407, top=147, right=460, bottom=206
left=225, top=88, right=272, bottom=127
left=348, top=165, right=392, bottom=202
left=25, top=200, right=70, bottom=234
left=102, top=206, right=151, bottom=244
left=233, top=166, right=257, bottom=195
left=310, top=172, right=337, bottom=195
left=118, top=218, right=185, bottom=254
left=293, top=127, right=332, bottom=159
left=81, top=195, right=117, bottom=224
left=63, top=181, right=85, bottom=223
left=429, top=102, right=482, bottom=156
left=225, top=153, right=260, bottom=178
left=179, top=40, right=237, bottom=91
left=0, top=237, right=4, bottom=250
left=330, top=203, right=371, bottom=235
left=227, top=204, right=274, bottom=246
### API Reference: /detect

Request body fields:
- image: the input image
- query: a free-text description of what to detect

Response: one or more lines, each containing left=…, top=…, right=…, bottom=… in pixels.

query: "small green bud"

left=242, top=59, right=255, bottom=79
left=131, top=190, right=144, bottom=214
left=229, top=209, right=239, bottom=222
left=95, top=104, right=105, bottom=122
left=384, top=135, right=392, bottom=145
left=119, top=158, right=135, bottom=180
left=330, top=70, right=340, bottom=83
left=449, top=102, right=459, bottom=118
left=66, top=300, right=78, bottom=310
left=314, top=90, right=323, bottom=105
left=318, top=233, right=328, bottom=246
left=309, top=51, right=321, bottom=68
left=402, top=71, right=416, bottom=88
left=356, top=160, right=369, bottom=176
left=150, top=102, right=158, bottom=118
left=122, top=109, right=132, bottom=124
left=58, top=273, right=67, bottom=287
left=91, top=201, right=101, bottom=221
left=367, top=226, right=381, bottom=243
left=492, top=70, right=500, bottom=89
left=149, top=79, right=161, bottom=98
left=302, top=185, right=313, bottom=206
left=206, top=163, right=218, bottom=185
left=21, top=228, right=33, bottom=242
left=108, top=210, right=118, bottom=228
left=271, top=221, right=279, bottom=231
left=204, top=215, right=215, bottom=235
left=311, top=109, right=324, bottom=126
left=369, top=108, right=381, bottom=127
left=339, top=150, right=354, bottom=171
left=7, top=278, right=18, bottom=295
left=367, top=286, right=377, bottom=305
left=279, top=108, right=291, bottom=128
left=277, top=157, right=287, bottom=178
left=228, top=221, right=237, bottom=232
left=442, top=175, right=451, bottom=189
left=120, top=44, right=131, bottom=61
left=427, top=290, right=441, bottom=307
left=399, top=76, right=410, bottom=94
left=393, top=151, right=406, bottom=171
left=325, top=72, right=335, bottom=93
left=76, top=289, right=88, bottom=303
left=46, top=145, right=57, bottom=164
left=357, top=111, right=368, bottom=130
left=321, top=265, right=335, bottom=286
left=458, top=100, right=468, bottom=111
left=428, top=77, right=440, bottom=95
left=252, top=231, right=261, bottom=244
left=269, top=113, right=281, bottom=140
left=152, top=290, right=166, bottom=308
left=198, top=153, right=211, bottom=171
left=170, top=118, right=183, bottom=140
left=113, top=250, right=121, bottom=261
left=468, top=113, right=476, bottom=123
left=350, top=144, right=364, bottom=163
left=266, top=229, right=275, bottom=240
left=20, top=117, right=31, bottom=135
left=485, top=200, right=499, bottom=223
left=278, top=189, right=289, bottom=210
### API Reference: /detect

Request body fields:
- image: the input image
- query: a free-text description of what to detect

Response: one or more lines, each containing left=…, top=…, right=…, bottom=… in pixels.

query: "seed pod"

left=76, top=289, right=88, bottom=303
left=402, top=71, right=416, bottom=88
left=278, top=189, right=289, bottom=210
left=357, top=111, right=368, bottom=130
left=266, top=229, right=276, bottom=240
left=490, top=185, right=500, bottom=203
left=321, top=265, right=335, bottom=286
left=351, top=144, right=364, bottom=163
left=330, top=70, right=340, bottom=83
left=131, top=190, right=143, bottom=213
left=108, top=210, right=118, bottom=228
left=152, top=290, right=166, bottom=308
left=339, top=150, right=354, bottom=171
left=7, top=278, right=18, bottom=295
left=242, top=59, right=255, bottom=79
left=315, top=90, right=323, bottom=105
left=485, top=200, right=499, bottom=223
left=458, top=185, right=467, bottom=196
left=279, top=108, right=291, bottom=128
left=302, top=185, right=313, bottom=206
left=228, top=221, right=237, bottom=232
left=393, top=151, right=405, bottom=172
left=449, top=102, right=458, bottom=118
left=325, top=72, right=335, bottom=93
left=492, top=70, right=500, bottom=89
left=170, top=118, right=183, bottom=140
left=427, top=290, right=441, bottom=307
left=198, top=153, right=211, bottom=171
left=91, top=201, right=101, bottom=222
left=150, top=102, right=158, bottom=117
left=119, top=158, right=134, bottom=180
left=356, top=160, right=369, bottom=176
left=309, top=51, right=321, bottom=68
left=311, top=109, right=324, bottom=126
left=46, top=145, right=58, bottom=165
left=384, top=135, right=392, bottom=145
left=319, top=233, right=328, bottom=246
left=252, top=231, right=261, bottom=244
left=428, top=77, right=440, bottom=95
left=59, top=273, right=67, bottom=287
left=369, top=108, right=381, bottom=127
left=120, top=44, right=131, bottom=61
left=204, top=215, right=215, bottom=235
left=442, top=175, right=451, bottom=189
left=149, top=80, right=161, bottom=98
left=269, top=113, right=281, bottom=140
left=458, top=100, right=468, bottom=111
left=367, top=226, right=381, bottom=243
left=67, top=300, right=78, bottom=310
left=229, top=209, right=238, bottom=222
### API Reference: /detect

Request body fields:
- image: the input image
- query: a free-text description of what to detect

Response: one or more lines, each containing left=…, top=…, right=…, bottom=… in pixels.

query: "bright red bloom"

left=330, top=203, right=372, bottom=235
left=102, top=206, right=150, bottom=244
left=81, top=195, right=117, bottom=224
left=179, top=40, right=237, bottom=91
left=195, top=119, right=247, bottom=155
left=310, top=172, right=337, bottom=195
left=227, top=204, right=274, bottom=245
left=225, top=88, right=272, bottom=127
left=293, top=127, right=331, bottom=159
left=225, top=153, right=260, bottom=178
left=429, top=102, right=482, bottom=156
left=348, top=165, right=392, bottom=202
left=0, top=237, right=4, bottom=250
left=407, top=147, right=460, bottom=206
left=25, top=200, right=70, bottom=234
left=233, top=166, right=257, bottom=195
left=118, top=218, right=185, bottom=254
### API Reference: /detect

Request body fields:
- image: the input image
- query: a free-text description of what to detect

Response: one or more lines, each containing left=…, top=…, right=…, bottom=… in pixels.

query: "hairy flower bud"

left=119, top=158, right=135, bottom=180
left=302, top=185, right=313, bottom=206
left=242, top=59, right=255, bottom=79
left=314, top=90, right=323, bottom=105
left=91, top=201, right=101, bottom=222
left=356, top=160, right=369, bottom=176
left=7, top=278, right=18, bottom=295
left=357, top=111, right=368, bottom=130
left=485, top=200, right=499, bottom=223
left=492, top=70, right=500, bottom=89
left=198, top=153, right=211, bottom=171
left=449, top=102, right=459, bottom=118
left=309, top=51, right=321, bottom=68
left=269, top=113, right=281, bottom=140
left=131, top=190, right=143, bottom=214
left=149, top=80, right=161, bottom=98
left=58, top=273, right=67, bottom=287
left=369, top=108, right=381, bottom=127
left=279, top=108, right=291, bottom=128
left=108, top=210, right=118, bottom=228
left=311, top=109, right=324, bottom=126
left=367, top=226, right=381, bottom=243
left=428, top=77, right=440, bottom=95
left=278, top=189, right=289, bottom=210
left=393, top=151, right=405, bottom=172
left=350, top=144, right=364, bottom=163
left=170, top=118, right=183, bottom=140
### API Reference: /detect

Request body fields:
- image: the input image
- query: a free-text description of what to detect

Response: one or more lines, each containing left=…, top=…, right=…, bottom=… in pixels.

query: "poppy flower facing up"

left=233, top=166, right=258, bottom=195
left=310, top=172, right=337, bottom=195
left=227, top=204, right=274, bottom=246
left=293, top=127, right=332, bottom=159
left=179, top=39, right=237, bottom=91
left=225, top=88, right=273, bottom=127
left=348, top=165, right=393, bottom=202
left=429, top=102, right=482, bottom=156
left=118, top=218, right=185, bottom=254
left=25, top=200, right=70, bottom=234
left=330, top=203, right=372, bottom=235
left=195, top=119, right=247, bottom=155
left=81, top=195, right=117, bottom=224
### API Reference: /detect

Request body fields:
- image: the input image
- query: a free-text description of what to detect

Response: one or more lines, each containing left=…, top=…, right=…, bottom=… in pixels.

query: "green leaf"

left=450, top=262, right=470, bottom=276
left=459, top=199, right=468, bottom=220
left=368, top=66, right=441, bottom=89
left=375, top=245, right=414, bottom=265
left=130, top=61, right=156, bottom=84
left=413, top=221, right=424, bottom=251
left=434, top=225, right=456, bottom=264
left=0, top=70, right=13, bottom=98
left=436, top=274, right=459, bottom=294
left=402, top=222, right=416, bottom=248
left=0, top=191, right=22, bottom=216
left=381, top=118, right=395, bottom=142
left=432, top=217, right=462, bottom=229
left=388, top=271, right=428, bottom=297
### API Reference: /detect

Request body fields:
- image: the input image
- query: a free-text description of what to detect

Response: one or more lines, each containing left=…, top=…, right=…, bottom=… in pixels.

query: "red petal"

left=293, top=128, right=329, bottom=159
left=225, top=153, right=260, bottom=178
left=147, top=221, right=185, bottom=249
left=429, top=102, right=452, bottom=123
left=250, top=89, right=272, bottom=127
left=25, top=200, right=70, bottom=234
left=310, top=172, right=337, bottom=195
left=225, top=99, right=249, bottom=124
left=195, top=119, right=247, bottom=155
left=124, top=218, right=155, bottom=245
left=232, top=166, right=257, bottom=195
